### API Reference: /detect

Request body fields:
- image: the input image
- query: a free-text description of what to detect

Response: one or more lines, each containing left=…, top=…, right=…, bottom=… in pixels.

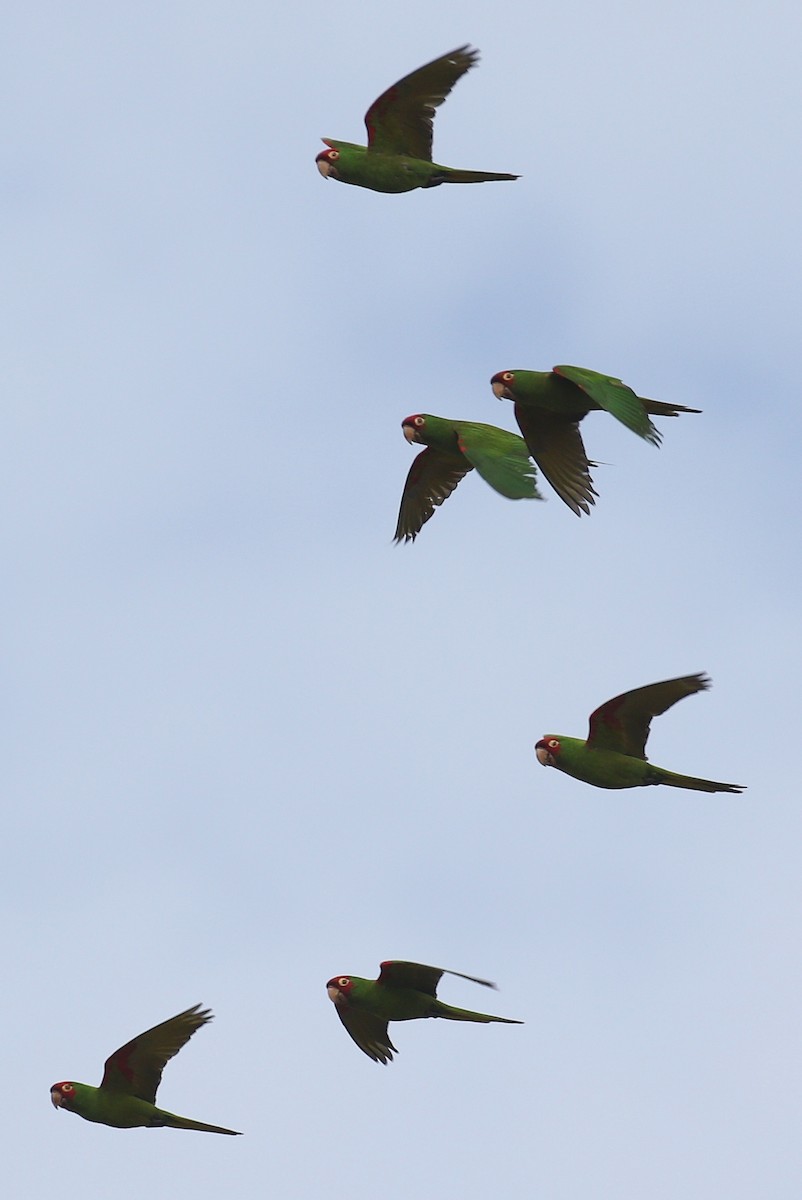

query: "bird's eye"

left=502, top=371, right=514, bottom=382
left=548, top=739, right=559, bottom=749
left=413, top=416, right=425, bottom=427
left=338, top=977, right=349, bottom=987
left=329, top=150, right=339, bottom=160
left=63, top=1084, right=73, bottom=1093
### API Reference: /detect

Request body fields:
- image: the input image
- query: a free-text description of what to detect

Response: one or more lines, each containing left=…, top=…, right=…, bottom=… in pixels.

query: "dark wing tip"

left=680, top=672, right=711, bottom=697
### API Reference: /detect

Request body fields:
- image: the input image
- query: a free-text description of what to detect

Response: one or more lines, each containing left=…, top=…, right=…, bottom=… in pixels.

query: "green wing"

left=553, top=365, right=660, bottom=444
left=394, top=446, right=471, bottom=542
left=99, top=1004, right=212, bottom=1103
left=587, top=673, right=711, bottom=757
left=334, top=1005, right=398, bottom=1064
left=455, top=422, right=543, bottom=500
left=378, top=960, right=496, bottom=997
left=513, top=405, right=597, bottom=516
left=364, top=45, right=478, bottom=159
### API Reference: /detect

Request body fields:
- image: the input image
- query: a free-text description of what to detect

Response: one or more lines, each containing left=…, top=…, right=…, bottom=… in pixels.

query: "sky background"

left=4, top=1, right=802, bottom=1195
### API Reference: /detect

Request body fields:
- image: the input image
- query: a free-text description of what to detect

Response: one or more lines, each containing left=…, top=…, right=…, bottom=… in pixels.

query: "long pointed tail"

left=433, top=1000, right=523, bottom=1024
left=157, top=1108, right=242, bottom=1135
left=655, top=768, right=744, bottom=794
left=643, top=398, right=702, bottom=417
left=442, top=169, right=519, bottom=184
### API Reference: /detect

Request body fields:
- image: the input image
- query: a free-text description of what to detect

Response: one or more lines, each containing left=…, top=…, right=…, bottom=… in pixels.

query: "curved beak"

left=327, top=984, right=343, bottom=1004
left=51, top=1089, right=63, bottom=1110
left=535, top=743, right=554, bottom=767
left=491, top=381, right=510, bottom=400
left=402, top=424, right=420, bottom=444
left=316, top=159, right=332, bottom=179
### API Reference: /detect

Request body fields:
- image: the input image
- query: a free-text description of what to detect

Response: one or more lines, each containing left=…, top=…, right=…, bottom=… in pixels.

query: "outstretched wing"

left=365, top=45, right=478, bottom=159
left=394, top=447, right=471, bottom=542
left=378, top=960, right=496, bottom=997
left=100, top=1004, right=212, bottom=1103
left=334, top=1005, right=398, bottom=1064
left=587, top=673, right=711, bottom=758
left=513, top=405, right=597, bottom=516
left=553, top=365, right=660, bottom=445
left=456, top=422, right=543, bottom=501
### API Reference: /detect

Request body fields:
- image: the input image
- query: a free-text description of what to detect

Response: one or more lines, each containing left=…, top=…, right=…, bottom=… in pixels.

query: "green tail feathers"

left=654, top=769, right=743, bottom=794
left=443, top=168, right=519, bottom=184
left=158, top=1110, right=242, bottom=1136
left=434, top=1001, right=523, bottom=1024
left=643, top=398, right=702, bottom=417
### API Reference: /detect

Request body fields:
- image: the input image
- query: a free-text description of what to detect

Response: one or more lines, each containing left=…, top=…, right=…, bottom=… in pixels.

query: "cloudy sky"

left=4, top=1, right=802, bottom=1196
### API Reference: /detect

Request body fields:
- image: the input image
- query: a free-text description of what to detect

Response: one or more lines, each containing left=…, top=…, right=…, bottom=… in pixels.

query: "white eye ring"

left=548, top=739, right=559, bottom=748
left=338, top=977, right=349, bottom=987
left=329, top=149, right=339, bottom=160
left=502, top=371, right=514, bottom=382
left=63, top=1083, right=73, bottom=1093
left=413, top=416, right=425, bottom=427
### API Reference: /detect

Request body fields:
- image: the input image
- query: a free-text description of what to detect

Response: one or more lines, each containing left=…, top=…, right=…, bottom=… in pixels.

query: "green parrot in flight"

left=327, top=960, right=522, bottom=1063
left=395, top=413, right=542, bottom=542
left=490, top=366, right=701, bottom=516
left=535, top=673, right=744, bottom=793
left=316, top=45, right=518, bottom=193
left=50, top=1004, right=241, bottom=1134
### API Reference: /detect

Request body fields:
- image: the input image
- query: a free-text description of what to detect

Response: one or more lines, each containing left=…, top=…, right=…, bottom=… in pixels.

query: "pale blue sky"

left=4, top=2, right=802, bottom=1196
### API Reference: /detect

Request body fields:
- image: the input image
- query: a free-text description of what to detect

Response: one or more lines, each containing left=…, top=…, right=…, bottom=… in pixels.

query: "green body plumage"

left=51, top=1081, right=237, bottom=1134
left=491, top=366, right=700, bottom=515
left=536, top=674, right=744, bottom=794
left=539, top=735, right=741, bottom=792
left=316, top=46, right=518, bottom=194
left=50, top=1004, right=241, bottom=1135
left=327, top=960, right=522, bottom=1064
left=395, top=413, right=542, bottom=542
left=319, top=140, right=517, bottom=193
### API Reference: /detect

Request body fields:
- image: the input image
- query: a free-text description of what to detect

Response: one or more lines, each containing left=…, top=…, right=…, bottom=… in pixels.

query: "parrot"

left=535, top=673, right=744, bottom=793
left=327, top=960, right=522, bottom=1063
left=490, top=365, right=701, bottom=516
left=316, top=45, right=518, bottom=193
left=50, top=1003, right=241, bottom=1134
left=395, top=413, right=542, bottom=542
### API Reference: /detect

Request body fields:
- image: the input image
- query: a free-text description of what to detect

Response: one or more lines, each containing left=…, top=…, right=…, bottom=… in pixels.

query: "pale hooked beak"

left=535, top=745, right=554, bottom=767
left=402, top=425, right=420, bottom=444
left=327, top=984, right=343, bottom=1004
left=317, top=159, right=332, bottom=179
left=492, top=381, right=510, bottom=400
left=51, top=1089, right=63, bottom=1109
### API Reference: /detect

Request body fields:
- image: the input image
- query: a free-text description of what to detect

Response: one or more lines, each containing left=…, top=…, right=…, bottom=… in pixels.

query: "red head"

left=326, top=975, right=353, bottom=1006
left=490, top=370, right=516, bottom=400
left=535, top=736, right=561, bottom=767
left=402, top=414, right=426, bottom=443
left=50, top=1081, right=76, bottom=1110
left=316, top=147, right=340, bottom=179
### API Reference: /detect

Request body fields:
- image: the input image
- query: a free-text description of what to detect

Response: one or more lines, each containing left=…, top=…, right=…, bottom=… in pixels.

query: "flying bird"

left=316, top=45, right=518, bottom=193
left=50, top=1004, right=241, bottom=1134
left=327, top=960, right=522, bottom=1063
left=535, top=673, right=744, bottom=793
left=395, top=413, right=542, bottom=542
left=490, top=366, right=700, bottom=515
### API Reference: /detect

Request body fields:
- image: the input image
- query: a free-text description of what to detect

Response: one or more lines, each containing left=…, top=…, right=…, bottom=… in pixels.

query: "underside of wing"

left=456, top=423, right=543, bottom=500
left=337, top=1005, right=398, bottom=1064
left=365, top=45, right=478, bottom=160
left=394, top=447, right=471, bottom=542
left=587, top=673, right=711, bottom=757
left=378, top=960, right=496, bottom=995
left=553, top=365, right=659, bottom=444
left=100, top=1004, right=211, bottom=1103
left=513, top=406, right=596, bottom=516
